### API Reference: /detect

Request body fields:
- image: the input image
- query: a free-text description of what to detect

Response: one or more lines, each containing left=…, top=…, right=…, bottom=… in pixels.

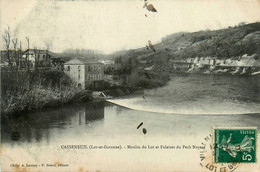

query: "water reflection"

left=1, top=100, right=105, bottom=144
left=85, top=101, right=104, bottom=123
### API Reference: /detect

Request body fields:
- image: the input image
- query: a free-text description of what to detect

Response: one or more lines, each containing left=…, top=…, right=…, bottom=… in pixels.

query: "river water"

left=1, top=74, right=260, bottom=172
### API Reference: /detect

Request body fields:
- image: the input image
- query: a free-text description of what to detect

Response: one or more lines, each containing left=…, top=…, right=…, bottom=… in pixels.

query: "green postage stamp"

left=214, top=127, right=257, bottom=163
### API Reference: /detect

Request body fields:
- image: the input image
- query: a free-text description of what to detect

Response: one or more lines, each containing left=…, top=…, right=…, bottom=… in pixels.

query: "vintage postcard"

left=1, top=0, right=260, bottom=171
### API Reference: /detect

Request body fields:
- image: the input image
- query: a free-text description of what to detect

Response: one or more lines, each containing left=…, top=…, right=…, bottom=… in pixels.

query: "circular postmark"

left=199, top=133, right=241, bottom=172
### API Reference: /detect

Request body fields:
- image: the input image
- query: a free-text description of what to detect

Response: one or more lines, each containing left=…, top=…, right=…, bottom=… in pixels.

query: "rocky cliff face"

left=169, top=54, right=259, bottom=75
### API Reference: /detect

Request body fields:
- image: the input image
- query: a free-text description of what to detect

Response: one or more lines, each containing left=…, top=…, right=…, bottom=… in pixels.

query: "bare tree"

left=12, top=38, right=18, bottom=67
left=19, top=41, right=22, bottom=68
left=11, top=38, right=19, bottom=89
left=26, top=37, right=30, bottom=69
left=2, top=27, right=11, bottom=66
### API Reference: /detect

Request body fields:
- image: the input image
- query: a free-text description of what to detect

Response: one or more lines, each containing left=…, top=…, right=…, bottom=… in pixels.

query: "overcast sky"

left=1, top=0, right=260, bottom=54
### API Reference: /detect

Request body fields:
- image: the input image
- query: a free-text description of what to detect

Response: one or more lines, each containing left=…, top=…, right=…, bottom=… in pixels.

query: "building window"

left=78, top=66, right=80, bottom=69
left=88, top=66, right=91, bottom=72
left=43, top=55, right=45, bottom=59
left=67, top=66, right=70, bottom=71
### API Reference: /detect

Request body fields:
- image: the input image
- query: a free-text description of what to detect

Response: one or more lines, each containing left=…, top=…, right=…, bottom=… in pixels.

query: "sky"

left=1, top=0, right=260, bottom=54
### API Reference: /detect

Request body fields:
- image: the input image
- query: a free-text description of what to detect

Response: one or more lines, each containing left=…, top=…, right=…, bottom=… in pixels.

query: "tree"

left=2, top=27, right=11, bottom=66
left=19, top=41, right=22, bottom=68
left=26, top=37, right=30, bottom=69
left=12, top=38, right=18, bottom=66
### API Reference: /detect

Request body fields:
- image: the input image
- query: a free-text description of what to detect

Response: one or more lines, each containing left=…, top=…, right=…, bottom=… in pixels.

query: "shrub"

left=1, top=69, right=90, bottom=115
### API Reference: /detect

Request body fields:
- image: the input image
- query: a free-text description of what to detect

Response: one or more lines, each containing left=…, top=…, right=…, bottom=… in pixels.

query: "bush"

left=136, top=78, right=166, bottom=88
left=127, top=69, right=169, bottom=89
left=1, top=69, right=91, bottom=115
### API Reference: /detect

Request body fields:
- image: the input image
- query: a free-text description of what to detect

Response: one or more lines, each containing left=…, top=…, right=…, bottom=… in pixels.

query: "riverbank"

left=1, top=80, right=145, bottom=116
left=0, top=69, right=94, bottom=116
left=1, top=87, right=93, bottom=116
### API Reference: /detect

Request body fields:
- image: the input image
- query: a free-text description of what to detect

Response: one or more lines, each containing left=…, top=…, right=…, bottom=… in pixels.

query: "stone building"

left=64, top=58, right=104, bottom=90
left=22, top=49, right=52, bottom=68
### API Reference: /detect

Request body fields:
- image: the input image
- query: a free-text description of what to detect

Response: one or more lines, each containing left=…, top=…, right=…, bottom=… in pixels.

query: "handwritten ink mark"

left=143, top=128, right=147, bottom=134
left=137, top=122, right=143, bottom=129
left=143, top=1, right=157, bottom=13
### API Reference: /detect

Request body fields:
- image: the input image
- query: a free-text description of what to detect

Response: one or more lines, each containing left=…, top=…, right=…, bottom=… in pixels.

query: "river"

left=1, top=74, right=260, bottom=172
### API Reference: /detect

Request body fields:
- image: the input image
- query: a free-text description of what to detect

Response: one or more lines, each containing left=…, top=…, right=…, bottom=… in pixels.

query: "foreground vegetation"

left=1, top=69, right=92, bottom=116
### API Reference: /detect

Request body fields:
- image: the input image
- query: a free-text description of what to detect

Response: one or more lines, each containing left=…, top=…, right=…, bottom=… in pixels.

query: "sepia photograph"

left=1, top=0, right=260, bottom=171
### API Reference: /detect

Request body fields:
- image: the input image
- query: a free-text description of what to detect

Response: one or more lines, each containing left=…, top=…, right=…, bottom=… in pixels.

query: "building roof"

left=51, top=57, right=65, bottom=62
left=64, top=58, right=103, bottom=65
left=22, top=49, right=54, bottom=55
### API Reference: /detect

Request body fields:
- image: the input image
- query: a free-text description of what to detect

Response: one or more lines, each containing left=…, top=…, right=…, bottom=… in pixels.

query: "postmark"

left=214, top=127, right=257, bottom=163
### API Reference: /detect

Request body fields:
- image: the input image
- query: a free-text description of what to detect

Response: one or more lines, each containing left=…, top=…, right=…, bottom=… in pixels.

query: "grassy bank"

left=1, top=87, right=93, bottom=116
left=1, top=69, right=93, bottom=116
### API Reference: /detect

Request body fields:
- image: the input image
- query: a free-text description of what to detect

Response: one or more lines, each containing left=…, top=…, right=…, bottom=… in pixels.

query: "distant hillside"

left=53, top=52, right=113, bottom=62
left=121, top=22, right=260, bottom=62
